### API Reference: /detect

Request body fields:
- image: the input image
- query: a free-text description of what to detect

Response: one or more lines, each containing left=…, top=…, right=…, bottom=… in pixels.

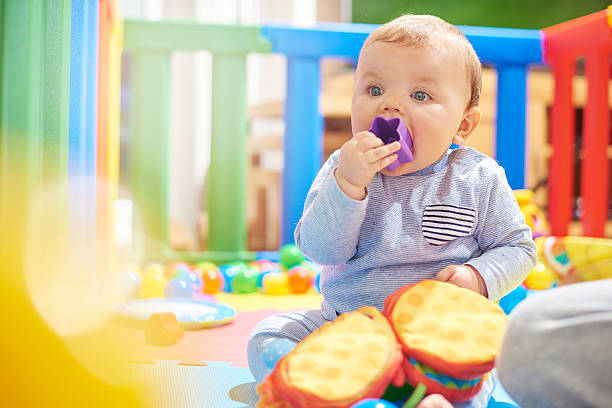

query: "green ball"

left=230, top=266, right=260, bottom=294
left=279, top=244, right=305, bottom=268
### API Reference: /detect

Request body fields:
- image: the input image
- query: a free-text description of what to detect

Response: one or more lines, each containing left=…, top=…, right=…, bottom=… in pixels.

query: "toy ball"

left=143, top=262, right=165, bottom=277
left=141, top=268, right=167, bottom=298
left=117, top=271, right=142, bottom=299
left=314, top=272, right=321, bottom=293
left=256, top=269, right=276, bottom=288
left=349, top=399, right=396, bottom=408
left=279, top=244, right=305, bottom=269
left=262, top=272, right=290, bottom=295
left=219, top=263, right=247, bottom=292
left=250, top=259, right=277, bottom=273
left=193, top=262, right=218, bottom=278
left=183, top=271, right=203, bottom=291
left=195, top=263, right=224, bottom=294
left=262, top=338, right=296, bottom=369
left=498, top=284, right=528, bottom=314
left=164, top=262, right=192, bottom=280
left=288, top=266, right=312, bottom=294
left=164, top=277, right=195, bottom=298
left=230, top=266, right=260, bottom=294
left=524, top=263, right=558, bottom=290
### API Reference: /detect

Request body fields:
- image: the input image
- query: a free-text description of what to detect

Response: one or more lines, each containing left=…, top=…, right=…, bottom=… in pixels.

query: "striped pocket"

left=421, top=204, right=476, bottom=246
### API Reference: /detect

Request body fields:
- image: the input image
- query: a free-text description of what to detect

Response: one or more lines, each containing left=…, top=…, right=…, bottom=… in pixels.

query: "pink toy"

left=369, top=116, right=414, bottom=171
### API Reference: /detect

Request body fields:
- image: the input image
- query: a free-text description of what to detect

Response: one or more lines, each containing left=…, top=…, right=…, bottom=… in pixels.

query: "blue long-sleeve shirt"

left=295, top=147, right=537, bottom=319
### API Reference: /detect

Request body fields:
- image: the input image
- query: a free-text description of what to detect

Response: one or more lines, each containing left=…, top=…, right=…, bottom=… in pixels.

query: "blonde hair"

left=361, top=15, right=482, bottom=109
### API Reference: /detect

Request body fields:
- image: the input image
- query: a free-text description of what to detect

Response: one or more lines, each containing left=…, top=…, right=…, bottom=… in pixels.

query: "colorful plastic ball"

left=164, top=262, right=192, bottom=280
left=164, top=277, right=195, bottom=298
left=117, top=271, right=142, bottom=299
left=262, top=272, right=290, bottom=295
left=350, top=399, right=396, bottom=408
left=230, top=267, right=260, bottom=294
left=279, top=244, right=305, bottom=269
left=262, top=338, right=296, bottom=369
left=256, top=269, right=276, bottom=288
left=195, top=263, right=224, bottom=294
left=141, top=268, right=167, bottom=298
left=250, top=259, right=277, bottom=273
left=288, top=266, right=312, bottom=294
left=499, top=284, right=528, bottom=314
left=219, top=263, right=246, bottom=292
left=143, top=262, right=165, bottom=277
left=193, top=262, right=218, bottom=278
left=183, top=271, right=203, bottom=291
left=524, top=263, right=558, bottom=290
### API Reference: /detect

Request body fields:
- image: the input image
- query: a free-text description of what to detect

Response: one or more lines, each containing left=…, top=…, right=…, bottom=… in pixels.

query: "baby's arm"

left=295, top=135, right=399, bottom=265
left=464, top=166, right=537, bottom=300
left=293, top=152, right=368, bottom=265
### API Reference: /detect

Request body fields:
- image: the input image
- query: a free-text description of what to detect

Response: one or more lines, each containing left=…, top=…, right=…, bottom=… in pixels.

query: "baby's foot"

left=416, top=393, right=454, bottom=408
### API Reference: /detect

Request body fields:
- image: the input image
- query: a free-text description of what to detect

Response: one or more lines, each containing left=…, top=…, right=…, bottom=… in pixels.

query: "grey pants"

left=497, top=279, right=612, bottom=408
left=247, top=309, right=494, bottom=407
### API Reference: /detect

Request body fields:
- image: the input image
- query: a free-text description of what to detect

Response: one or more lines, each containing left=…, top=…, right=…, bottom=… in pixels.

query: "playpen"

left=1, top=1, right=611, bottom=269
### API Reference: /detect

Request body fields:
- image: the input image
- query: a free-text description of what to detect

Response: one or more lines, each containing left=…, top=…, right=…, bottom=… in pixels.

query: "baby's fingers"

left=366, top=141, right=401, bottom=164
left=376, top=153, right=398, bottom=171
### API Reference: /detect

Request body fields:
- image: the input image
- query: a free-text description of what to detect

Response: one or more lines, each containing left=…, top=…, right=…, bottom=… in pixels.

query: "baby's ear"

left=453, top=106, right=481, bottom=145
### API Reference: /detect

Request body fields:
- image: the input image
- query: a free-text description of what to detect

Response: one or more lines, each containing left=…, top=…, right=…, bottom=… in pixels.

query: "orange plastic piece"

left=145, top=313, right=185, bottom=345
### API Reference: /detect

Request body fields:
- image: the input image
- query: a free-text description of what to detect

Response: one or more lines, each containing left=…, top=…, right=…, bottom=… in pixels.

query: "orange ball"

left=288, top=266, right=312, bottom=294
left=194, top=262, right=224, bottom=294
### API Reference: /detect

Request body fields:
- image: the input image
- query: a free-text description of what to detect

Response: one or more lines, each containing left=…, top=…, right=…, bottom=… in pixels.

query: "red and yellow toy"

left=257, top=280, right=507, bottom=407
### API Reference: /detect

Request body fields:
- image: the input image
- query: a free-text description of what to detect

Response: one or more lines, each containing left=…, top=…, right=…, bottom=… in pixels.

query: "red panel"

left=581, top=46, right=611, bottom=237
left=543, top=10, right=611, bottom=60
left=547, top=56, right=575, bottom=236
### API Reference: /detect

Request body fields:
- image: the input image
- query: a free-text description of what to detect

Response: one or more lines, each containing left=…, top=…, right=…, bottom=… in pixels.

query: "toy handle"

left=402, top=383, right=427, bottom=408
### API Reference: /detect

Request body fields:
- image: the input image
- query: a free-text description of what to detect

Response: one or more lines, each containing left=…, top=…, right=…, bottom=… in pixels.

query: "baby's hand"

left=416, top=393, right=454, bottom=408
left=435, top=264, right=488, bottom=297
left=335, top=131, right=400, bottom=200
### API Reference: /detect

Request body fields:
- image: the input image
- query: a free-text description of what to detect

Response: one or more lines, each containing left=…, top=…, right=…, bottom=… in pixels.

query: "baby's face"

left=351, top=41, right=472, bottom=175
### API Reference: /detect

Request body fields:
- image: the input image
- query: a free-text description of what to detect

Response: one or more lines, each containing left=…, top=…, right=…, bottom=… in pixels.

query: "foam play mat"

left=116, top=291, right=521, bottom=407
left=132, top=360, right=519, bottom=408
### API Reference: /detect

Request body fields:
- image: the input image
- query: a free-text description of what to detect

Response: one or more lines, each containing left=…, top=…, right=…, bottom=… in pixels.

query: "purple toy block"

left=369, top=116, right=414, bottom=171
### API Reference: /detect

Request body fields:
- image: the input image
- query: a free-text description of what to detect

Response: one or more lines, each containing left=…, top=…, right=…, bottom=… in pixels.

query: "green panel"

left=41, top=0, right=71, bottom=263
left=207, top=54, right=248, bottom=254
left=42, top=0, right=71, bottom=186
left=0, top=0, right=44, bottom=290
left=129, top=52, right=170, bottom=254
left=123, top=20, right=271, bottom=54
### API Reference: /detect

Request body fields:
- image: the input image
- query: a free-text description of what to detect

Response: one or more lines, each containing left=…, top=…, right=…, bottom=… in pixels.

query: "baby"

left=248, top=14, right=537, bottom=408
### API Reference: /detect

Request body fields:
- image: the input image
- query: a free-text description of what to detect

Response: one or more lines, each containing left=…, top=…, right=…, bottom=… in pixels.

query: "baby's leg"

left=497, top=279, right=612, bottom=408
left=247, top=309, right=333, bottom=383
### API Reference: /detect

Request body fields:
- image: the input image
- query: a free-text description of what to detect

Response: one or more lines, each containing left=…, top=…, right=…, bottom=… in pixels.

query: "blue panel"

left=85, top=0, right=99, bottom=181
left=281, top=58, right=323, bottom=245
left=496, top=65, right=528, bottom=189
left=69, top=0, right=87, bottom=178
left=262, top=24, right=543, bottom=66
left=69, top=0, right=98, bottom=264
left=262, top=24, right=373, bottom=60
left=458, top=25, right=543, bottom=65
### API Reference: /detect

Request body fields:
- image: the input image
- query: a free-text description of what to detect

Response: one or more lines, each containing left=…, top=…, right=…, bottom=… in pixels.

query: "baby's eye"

left=368, top=86, right=384, bottom=97
left=412, top=91, right=431, bottom=101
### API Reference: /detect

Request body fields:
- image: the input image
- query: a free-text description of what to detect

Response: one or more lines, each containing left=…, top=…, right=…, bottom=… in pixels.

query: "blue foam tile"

left=133, top=360, right=258, bottom=408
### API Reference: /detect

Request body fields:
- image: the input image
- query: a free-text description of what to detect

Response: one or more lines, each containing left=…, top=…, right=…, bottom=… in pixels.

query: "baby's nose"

left=380, top=96, right=404, bottom=114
